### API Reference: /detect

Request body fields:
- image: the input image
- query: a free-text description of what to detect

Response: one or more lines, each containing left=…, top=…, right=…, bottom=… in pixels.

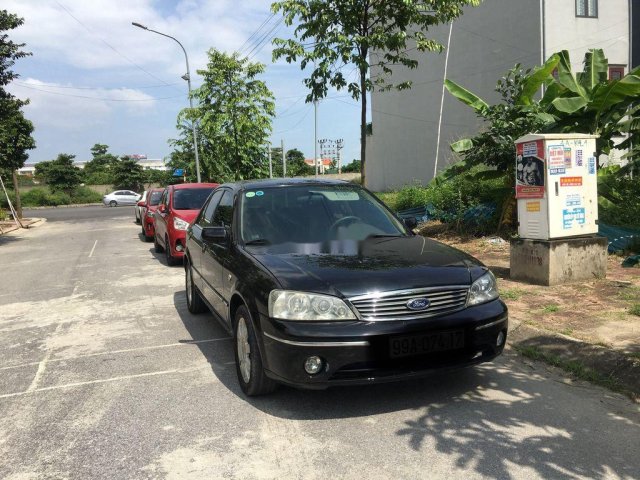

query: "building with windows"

left=366, top=0, right=634, bottom=191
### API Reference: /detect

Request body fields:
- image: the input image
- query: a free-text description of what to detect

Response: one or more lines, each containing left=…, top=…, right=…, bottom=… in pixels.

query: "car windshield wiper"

left=365, top=234, right=404, bottom=239
left=244, top=238, right=271, bottom=246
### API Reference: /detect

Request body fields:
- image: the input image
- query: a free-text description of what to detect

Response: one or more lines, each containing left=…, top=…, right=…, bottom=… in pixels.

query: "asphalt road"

left=1, top=206, right=639, bottom=479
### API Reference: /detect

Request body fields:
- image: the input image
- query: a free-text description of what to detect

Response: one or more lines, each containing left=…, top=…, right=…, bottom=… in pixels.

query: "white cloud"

left=8, top=78, right=159, bottom=129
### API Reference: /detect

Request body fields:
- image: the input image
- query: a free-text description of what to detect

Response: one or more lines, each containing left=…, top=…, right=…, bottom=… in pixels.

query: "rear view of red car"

left=153, top=183, right=218, bottom=265
left=139, top=188, right=164, bottom=241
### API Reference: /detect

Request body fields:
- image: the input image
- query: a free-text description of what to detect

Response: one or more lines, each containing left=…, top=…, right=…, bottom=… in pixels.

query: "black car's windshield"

left=149, top=191, right=163, bottom=206
left=240, top=185, right=406, bottom=248
left=173, top=188, right=214, bottom=210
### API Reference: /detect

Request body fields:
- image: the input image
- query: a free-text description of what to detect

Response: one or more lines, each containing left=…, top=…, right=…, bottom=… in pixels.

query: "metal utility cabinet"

left=514, top=133, right=599, bottom=240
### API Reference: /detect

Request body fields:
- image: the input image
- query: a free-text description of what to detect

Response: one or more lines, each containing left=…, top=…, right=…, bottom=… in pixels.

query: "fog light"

left=175, top=243, right=184, bottom=252
left=304, top=356, right=324, bottom=375
left=496, top=331, right=505, bottom=347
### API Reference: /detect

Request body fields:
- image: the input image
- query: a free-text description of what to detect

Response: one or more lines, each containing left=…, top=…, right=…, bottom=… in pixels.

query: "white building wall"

left=366, top=0, right=631, bottom=191
left=366, top=0, right=543, bottom=192
left=544, top=0, right=629, bottom=71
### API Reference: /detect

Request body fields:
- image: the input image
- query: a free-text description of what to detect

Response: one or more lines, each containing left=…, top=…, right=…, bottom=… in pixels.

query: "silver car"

left=102, top=190, right=141, bottom=207
left=135, top=190, right=148, bottom=223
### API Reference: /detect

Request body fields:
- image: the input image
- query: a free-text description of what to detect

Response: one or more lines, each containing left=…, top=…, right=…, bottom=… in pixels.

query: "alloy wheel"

left=236, top=317, right=251, bottom=383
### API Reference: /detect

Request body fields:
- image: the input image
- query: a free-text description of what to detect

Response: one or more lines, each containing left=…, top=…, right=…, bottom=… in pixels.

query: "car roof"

left=219, top=178, right=350, bottom=191
left=169, top=182, right=219, bottom=190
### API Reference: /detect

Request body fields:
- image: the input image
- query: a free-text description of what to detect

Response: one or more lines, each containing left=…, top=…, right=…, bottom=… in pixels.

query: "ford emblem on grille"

left=406, top=297, right=430, bottom=311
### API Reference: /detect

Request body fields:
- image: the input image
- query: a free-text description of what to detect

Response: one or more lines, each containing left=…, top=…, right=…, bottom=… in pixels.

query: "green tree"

left=342, top=159, right=361, bottom=173
left=0, top=9, right=35, bottom=218
left=271, top=0, right=480, bottom=187
left=286, top=148, right=312, bottom=176
left=83, top=143, right=118, bottom=184
left=39, top=154, right=82, bottom=193
left=112, top=156, right=145, bottom=192
left=444, top=48, right=640, bottom=229
left=184, top=49, right=275, bottom=181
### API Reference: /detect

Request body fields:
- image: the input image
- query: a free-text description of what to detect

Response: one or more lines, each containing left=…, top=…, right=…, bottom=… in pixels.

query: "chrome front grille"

left=348, top=286, right=469, bottom=321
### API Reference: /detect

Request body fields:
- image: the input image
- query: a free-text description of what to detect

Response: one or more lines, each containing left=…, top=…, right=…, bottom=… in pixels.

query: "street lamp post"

left=132, top=22, right=202, bottom=183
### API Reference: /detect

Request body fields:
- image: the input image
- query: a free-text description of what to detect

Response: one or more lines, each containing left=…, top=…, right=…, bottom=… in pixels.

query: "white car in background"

left=134, top=190, right=148, bottom=223
left=102, top=190, right=141, bottom=207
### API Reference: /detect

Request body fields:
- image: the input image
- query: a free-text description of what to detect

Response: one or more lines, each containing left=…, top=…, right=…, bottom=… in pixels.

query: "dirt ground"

left=421, top=224, right=640, bottom=359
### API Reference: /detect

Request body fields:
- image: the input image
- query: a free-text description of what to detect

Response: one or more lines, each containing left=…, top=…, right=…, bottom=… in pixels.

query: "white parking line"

left=88, top=240, right=98, bottom=258
left=0, top=336, right=232, bottom=372
left=0, top=366, right=203, bottom=399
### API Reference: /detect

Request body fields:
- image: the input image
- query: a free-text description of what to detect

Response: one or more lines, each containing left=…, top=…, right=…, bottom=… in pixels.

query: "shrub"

left=598, top=168, right=640, bottom=228
left=70, top=186, right=102, bottom=204
left=21, top=188, right=71, bottom=206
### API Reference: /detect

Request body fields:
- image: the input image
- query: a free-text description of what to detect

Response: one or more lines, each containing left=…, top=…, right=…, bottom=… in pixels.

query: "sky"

left=5, top=0, right=365, bottom=165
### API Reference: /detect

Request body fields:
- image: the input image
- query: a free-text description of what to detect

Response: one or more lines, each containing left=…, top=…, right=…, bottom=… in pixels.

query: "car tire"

left=233, top=305, right=277, bottom=396
left=185, top=260, right=207, bottom=314
left=154, top=234, right=164, bottom=253
left=165, top=236, right=179, bottom=266
left=109, top=200, right=117, bottom=207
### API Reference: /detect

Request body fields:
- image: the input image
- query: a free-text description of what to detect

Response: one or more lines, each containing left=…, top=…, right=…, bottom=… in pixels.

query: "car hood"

left=251, top=236, right=485, bottom=298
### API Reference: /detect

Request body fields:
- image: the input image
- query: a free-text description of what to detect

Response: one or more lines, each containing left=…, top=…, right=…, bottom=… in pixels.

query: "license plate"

left=389, top=330, right=464, bottom=358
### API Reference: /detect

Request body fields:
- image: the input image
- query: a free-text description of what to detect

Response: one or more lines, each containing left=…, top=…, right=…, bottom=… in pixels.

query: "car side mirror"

left=158, top=204, right=166, bottom=213
left=137, top=200, right=145, bottom=207
left=403, top=217, right=418, bottom=230
left=202, top=226, right=228, bottom=245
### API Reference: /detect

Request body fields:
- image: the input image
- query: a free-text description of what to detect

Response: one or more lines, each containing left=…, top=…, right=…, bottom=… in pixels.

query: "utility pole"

left=268, top=144, right=273, bottom=178
left=314, top=100, right=318, bottom=179
left=281, top=139, right=286, bottom=177
left=336, top=138, right=344, bottom=174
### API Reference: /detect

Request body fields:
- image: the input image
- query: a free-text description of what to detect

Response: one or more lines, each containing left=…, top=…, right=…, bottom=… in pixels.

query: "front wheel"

left=154, top=234, right=164, bottom=253
left=109, top=200, right=117, bottom=207
left=165, top=236, right=179, bottom=266
left=233, top=306, right=277, bottom=396
left=185, top=260, right=207, bottom=314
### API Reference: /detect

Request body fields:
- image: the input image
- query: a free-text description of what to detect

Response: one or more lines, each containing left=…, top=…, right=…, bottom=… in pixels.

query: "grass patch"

left=375, top=191, right=399, bottom=210
left=618, top=287, right=640, bottom=302
left=559, top=327, right=574, bottom=336
left=541, top=304, right=560, bottom=314
left=629, top=304, right=640, bottom=317
left=515, top=345, right=631, bottom=397
left=501, top=288, right=525, bottom=301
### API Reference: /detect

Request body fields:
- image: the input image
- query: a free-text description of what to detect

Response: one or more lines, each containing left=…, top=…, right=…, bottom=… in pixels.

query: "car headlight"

left=467, top=271, right=499, bottom=306
left=269, top=290, right=356, bottom=321
left=173, top=217, right=189, bottom=231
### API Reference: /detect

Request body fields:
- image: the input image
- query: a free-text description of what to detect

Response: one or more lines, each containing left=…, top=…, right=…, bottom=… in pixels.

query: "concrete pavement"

left=0, top=206, right=639, bottom=479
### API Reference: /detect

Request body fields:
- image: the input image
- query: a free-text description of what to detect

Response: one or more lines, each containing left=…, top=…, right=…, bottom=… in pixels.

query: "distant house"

left=17, top=157, right=168, bottom=176
left=304, top=158, right=333, bottom=174
left=366, top=0, right=634, bottom=191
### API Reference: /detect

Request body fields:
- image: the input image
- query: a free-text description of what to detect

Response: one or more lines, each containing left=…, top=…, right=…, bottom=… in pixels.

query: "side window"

left=213, top=190, right=234, bottom=227
left=164, top=190, right=170, bottom=207
left=200, top=190, right=224, bottom=226
left=115, top=191, right=125, bottom=196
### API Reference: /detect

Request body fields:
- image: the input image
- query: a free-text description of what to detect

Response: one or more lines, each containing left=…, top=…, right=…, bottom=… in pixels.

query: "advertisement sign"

left=562, top=207, right=586, bottom=229
left=516, top=140, right=545, bottom=199
left=565, top=194, right=581, bottom=207
left=560, top=176, right=583, bottom=187
left=547, top=145, right=565, bottom=168
left=588, top=157, right=596, bottom=174
left=576, top=150, right=583, bottom=167
left=526, top=201, right=541, bottom=212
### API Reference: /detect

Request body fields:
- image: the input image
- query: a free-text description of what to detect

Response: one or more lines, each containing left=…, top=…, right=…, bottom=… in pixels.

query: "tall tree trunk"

left=360, top=70, right=367, bottom=187
left=12, top=170, right=22, bottom=219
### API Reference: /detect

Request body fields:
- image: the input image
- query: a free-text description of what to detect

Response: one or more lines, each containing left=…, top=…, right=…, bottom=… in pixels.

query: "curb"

left=509, top=323, right=640, bottom=400
left=23, top=203, right=103, bottom=210
left=0, top=217, right=45, bottom=235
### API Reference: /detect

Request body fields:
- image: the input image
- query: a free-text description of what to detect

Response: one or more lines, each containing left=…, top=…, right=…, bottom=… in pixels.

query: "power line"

left=13, top=80, right=182, bottom=90
left=274, top=104, right=313, bottom=134
left=246, top=17, right=284, bottom=60
left=238, top=12, right=276, bottom=54
left=54, top=1, right=183, bottom=93
left=13, top=83, right=185, bottom=102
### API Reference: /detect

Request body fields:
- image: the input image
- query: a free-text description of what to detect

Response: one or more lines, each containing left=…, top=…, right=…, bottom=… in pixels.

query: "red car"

left=139, top=188, right=165, bottom=242
left=154, top=183, right=218, bottom=265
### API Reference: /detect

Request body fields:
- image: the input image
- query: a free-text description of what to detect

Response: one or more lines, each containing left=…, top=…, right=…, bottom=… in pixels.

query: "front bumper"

left=168, top=229, right=187, bottom=258
left=258, top=299, right=508, bottom=389
left=143, top=217, right=155, bottom=236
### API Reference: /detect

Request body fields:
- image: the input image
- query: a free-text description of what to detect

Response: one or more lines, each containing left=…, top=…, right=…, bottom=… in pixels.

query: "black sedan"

left=184, top=179, right=507, bottom=396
